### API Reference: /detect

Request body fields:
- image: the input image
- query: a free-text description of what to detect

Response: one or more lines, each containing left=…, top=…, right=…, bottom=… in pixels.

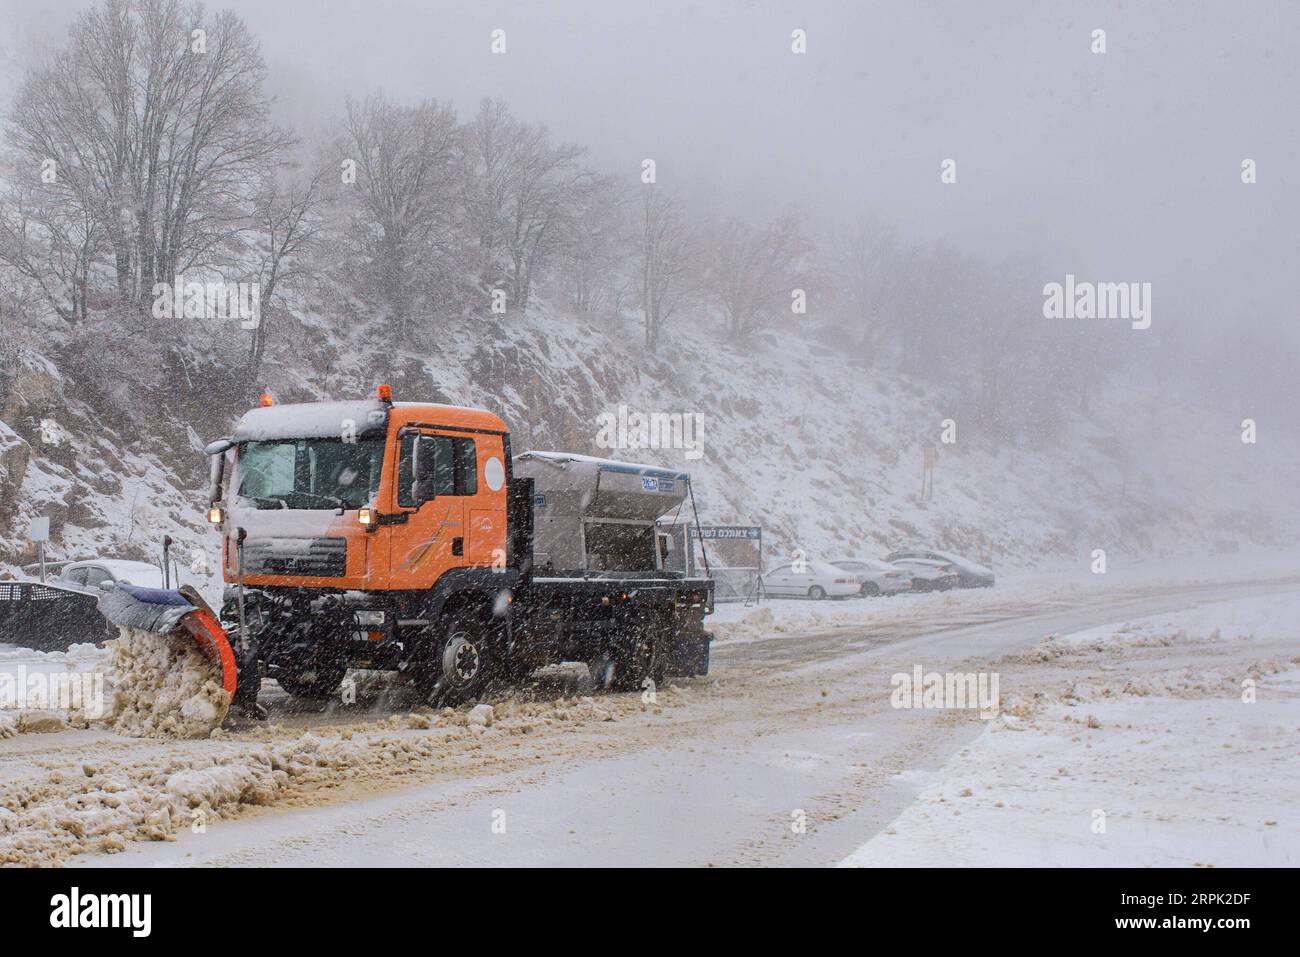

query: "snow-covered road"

left=11, top=571, right=1288, bottom=868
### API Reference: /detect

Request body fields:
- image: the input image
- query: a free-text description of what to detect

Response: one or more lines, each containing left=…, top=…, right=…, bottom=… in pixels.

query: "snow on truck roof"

left=231, top=400, right=507, bottom=442
left=515, top=450, right=689, bottom=481
left=233, top=400, right=388, bottom=441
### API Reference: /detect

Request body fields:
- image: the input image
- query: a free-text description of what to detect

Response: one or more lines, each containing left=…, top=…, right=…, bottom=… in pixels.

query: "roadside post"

left=28, top=517, right=51, bottom=582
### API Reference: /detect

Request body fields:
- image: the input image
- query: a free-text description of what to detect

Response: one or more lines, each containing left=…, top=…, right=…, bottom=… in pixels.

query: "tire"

left=860, top=582, right=881, bottom=598
left=808, top=585, right=827, bottom=600
left=416, top=605, right=499, bottom=708
left=275, top=663, right=346, bottom=701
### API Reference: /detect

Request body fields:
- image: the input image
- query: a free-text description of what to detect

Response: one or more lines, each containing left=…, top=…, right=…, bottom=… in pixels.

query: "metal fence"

left=0, top=581, right=112, bottom=652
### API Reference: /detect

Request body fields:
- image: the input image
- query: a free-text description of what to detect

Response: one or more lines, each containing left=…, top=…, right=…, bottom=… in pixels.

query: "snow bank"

left=841, top=592, right=1300, bottom=867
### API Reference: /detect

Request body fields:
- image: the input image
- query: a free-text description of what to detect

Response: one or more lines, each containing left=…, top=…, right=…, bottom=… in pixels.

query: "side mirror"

left=410, top=436, right=441, bottom=504
left=205, top=438, right=233, bottom=504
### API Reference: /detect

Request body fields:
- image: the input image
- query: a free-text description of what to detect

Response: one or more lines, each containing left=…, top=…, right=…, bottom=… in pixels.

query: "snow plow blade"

left=96, top=583, right=239, bottom=698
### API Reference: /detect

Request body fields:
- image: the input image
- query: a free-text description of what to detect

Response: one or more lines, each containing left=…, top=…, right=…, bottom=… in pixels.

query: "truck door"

left=464, top=433, right=507, bottom=567
left=390, top=429, right=509, bottom=589
left=390, top=430, right=474, bottom=589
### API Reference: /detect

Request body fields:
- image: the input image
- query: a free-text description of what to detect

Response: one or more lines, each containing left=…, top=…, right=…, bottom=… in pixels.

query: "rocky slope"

left=2, top=301, right=1296, bottom=579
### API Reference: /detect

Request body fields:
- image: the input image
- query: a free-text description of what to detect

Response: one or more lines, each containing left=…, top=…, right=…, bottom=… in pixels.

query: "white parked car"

left=59, top=559, right=167, bottom=593
left=887, top=558, right=960, bottom=592
left=763, top=560, right=861, bottom=600
left=830, top=559, right=912, bottom=597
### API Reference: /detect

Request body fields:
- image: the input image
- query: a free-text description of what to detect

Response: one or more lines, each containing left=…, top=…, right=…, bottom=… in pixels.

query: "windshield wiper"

left=238, top=492, right=351, bottom=510
left=242, top=495, right=288, bottom=509
left=289, top=491, right=351, bottom=509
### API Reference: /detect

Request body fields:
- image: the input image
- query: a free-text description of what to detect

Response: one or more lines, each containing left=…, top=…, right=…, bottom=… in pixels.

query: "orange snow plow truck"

left=193, top=386, right=713, bottom=711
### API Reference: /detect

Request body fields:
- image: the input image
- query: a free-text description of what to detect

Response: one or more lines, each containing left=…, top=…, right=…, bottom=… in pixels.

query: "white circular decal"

left=484, top=456, right=505, bottom=491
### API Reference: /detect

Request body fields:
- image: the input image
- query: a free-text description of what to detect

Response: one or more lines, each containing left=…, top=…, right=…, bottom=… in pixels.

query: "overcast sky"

left=3, top=0, right=1299, bottom=371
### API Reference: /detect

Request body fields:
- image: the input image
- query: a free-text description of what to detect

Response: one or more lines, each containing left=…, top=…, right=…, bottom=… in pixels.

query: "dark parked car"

left=887, top=558, right=960, bottom=592
left=885, top=549, right=995, bottom=588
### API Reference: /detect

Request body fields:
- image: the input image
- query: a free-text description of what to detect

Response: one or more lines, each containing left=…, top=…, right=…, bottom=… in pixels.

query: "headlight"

left=207, top=506, right=225, bottom=525
left=355, top=610, right=385, bottom=626
left=358, top=507, right=375, bottom=526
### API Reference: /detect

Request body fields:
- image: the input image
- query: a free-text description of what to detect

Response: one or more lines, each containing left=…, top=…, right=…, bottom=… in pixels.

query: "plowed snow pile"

left=0, top=693, right=653, bottom=866
left=106, top=627, right=231, bottom=739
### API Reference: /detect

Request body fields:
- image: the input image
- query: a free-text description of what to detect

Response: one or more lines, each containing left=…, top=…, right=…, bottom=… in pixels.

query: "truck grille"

left=242, top=538, right=347, bottom=578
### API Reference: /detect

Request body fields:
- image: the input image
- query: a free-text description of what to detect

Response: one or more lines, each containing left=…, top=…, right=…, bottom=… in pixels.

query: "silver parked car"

left=763, top=560, right=861, bottom=600
left=830, top=559, right=912, bottom=597
left=59, top=559, right=167, bottom=593
left=885, top=549, right=995, bottom=588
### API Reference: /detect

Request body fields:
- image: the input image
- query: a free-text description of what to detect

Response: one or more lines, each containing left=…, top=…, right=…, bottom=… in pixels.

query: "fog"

left=3, top=0, right=1297, bottom=409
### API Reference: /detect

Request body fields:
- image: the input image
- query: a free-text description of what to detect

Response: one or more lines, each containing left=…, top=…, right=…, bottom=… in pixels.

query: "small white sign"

left=28, top=517, right=50, bottom=542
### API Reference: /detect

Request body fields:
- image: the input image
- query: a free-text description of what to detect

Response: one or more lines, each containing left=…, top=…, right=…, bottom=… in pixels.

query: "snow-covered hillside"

left=2, top=300, right=1295, bottom=578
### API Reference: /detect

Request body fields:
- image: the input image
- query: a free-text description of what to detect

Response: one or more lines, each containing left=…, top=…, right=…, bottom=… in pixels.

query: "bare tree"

left=504, top=135, right=593, bottom=317
left=6, top=0, right=289, bottom=329
left=0, top=178, right=101, bottom=323
left=554, top=177, right=627, bottom=320
left=637, top=187, right=695, bottom=351
left=462, top=99, right=514, bottom=290
left=463, top=99, right=596, bottom=317
left=708, top=210, right=805, bottom=340
left=246, top=164, right=328, bottom=377
left=343, top=92, right=461, bottom=340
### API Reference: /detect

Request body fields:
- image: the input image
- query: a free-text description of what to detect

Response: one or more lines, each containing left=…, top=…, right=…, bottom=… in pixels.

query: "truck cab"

left=212, top=394, right=511, bottom=594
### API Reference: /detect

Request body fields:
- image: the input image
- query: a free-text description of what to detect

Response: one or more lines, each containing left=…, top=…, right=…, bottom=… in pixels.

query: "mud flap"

left=664, top=629, right=711, bottom=677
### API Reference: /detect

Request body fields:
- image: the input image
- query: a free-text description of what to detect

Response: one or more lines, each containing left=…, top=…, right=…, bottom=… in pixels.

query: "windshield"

left=235, top=437, right=384, bottom=509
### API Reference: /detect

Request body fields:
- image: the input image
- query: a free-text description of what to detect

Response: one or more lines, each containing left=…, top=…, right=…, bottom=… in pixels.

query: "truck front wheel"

left=415, top=608, right=498, bottom=707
